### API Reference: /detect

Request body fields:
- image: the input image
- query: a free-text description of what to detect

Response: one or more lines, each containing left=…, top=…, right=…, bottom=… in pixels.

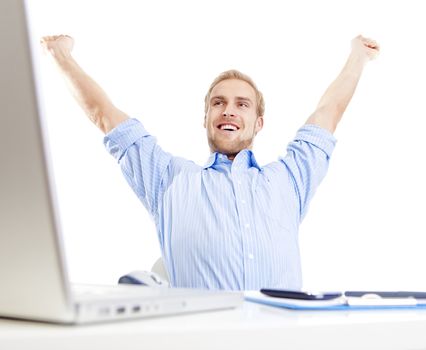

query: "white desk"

left=2, top=301, right=426, bottom=350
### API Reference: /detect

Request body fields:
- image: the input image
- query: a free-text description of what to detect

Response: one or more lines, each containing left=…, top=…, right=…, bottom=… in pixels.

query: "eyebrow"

left=210, top=95, right=225, bottom=101
left=210, top=95, right=253, bottom=104
left=235, top=96, right=253, bottom=104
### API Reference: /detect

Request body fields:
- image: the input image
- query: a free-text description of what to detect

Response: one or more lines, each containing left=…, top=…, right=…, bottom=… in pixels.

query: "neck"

left=209, top=150, right=242, bottom=161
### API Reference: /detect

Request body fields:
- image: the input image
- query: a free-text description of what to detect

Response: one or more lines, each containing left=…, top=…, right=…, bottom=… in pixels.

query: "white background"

left=26, top=0, right=426, bottom=290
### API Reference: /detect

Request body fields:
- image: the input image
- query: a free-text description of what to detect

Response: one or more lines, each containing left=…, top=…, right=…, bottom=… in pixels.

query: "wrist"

left=49, top=48, right=73, bottom=63
left=345, top=52, right=368, bottom=74
left=51, top=51, right=75, bottom=70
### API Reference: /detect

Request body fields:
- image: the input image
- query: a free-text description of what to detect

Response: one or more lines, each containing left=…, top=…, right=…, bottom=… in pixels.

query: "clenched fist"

left=351, top=35, right=380, bottom=61
left=40, top=35, right=74, bottom=59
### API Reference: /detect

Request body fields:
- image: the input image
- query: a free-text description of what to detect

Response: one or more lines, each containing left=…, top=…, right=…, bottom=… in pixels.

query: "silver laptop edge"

left=0, top=0, right=242, bottom=325
left=0, top=0, right=75, bottom=323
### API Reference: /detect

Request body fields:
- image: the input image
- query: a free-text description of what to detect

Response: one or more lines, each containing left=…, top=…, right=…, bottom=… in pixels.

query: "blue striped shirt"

left=104, top=119, right=337, bottom=290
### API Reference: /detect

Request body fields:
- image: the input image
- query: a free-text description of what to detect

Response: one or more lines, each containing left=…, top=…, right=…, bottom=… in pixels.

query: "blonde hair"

left=204, top=70, right=265, bottom=117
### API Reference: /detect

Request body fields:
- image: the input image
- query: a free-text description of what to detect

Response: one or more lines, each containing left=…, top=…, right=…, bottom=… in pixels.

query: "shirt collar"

left=203, top=149, right=261, bottom=170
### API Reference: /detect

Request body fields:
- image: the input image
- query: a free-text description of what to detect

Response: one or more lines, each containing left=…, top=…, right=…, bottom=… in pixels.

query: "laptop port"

left=116, top=306, right=126, bottom=314
left=132, top=305, right=141, bottom=313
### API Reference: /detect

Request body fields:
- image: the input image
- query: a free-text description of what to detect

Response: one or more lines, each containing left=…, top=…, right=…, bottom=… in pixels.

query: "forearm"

left=52, top=53, right=128, bottom=133
left=305, top=52, right=367, bottom=133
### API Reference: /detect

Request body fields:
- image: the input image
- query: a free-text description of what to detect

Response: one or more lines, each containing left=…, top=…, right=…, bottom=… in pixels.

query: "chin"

left=208, top=136, right=254, bottom=158
left=212, top=143, right=238, bottom=154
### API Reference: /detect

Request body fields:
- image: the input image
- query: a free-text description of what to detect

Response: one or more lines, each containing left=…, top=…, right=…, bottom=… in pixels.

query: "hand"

left=40, top=35, right=74, bottom=59
left=351, top=35, right=380, bottom=62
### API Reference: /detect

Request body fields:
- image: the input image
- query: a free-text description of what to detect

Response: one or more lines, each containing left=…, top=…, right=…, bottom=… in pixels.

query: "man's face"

left=204, top=79, right=263, bottom=160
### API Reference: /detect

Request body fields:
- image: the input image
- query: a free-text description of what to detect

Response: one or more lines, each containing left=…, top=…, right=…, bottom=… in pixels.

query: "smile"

left=217, top=123, right=240, bottom=131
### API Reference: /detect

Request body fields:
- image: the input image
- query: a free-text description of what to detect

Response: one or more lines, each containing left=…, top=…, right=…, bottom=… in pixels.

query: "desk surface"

left=2, top=301, right=426, bottom=350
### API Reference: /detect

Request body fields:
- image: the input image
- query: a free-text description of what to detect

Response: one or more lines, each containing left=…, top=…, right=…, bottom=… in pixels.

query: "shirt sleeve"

left=278, top=124, right=337, bottom=221
left=103, top=118, right=173, bottom=217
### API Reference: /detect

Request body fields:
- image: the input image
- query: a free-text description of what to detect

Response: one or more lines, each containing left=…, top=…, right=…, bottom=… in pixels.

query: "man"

left=41, top=34, right=379, bottom=290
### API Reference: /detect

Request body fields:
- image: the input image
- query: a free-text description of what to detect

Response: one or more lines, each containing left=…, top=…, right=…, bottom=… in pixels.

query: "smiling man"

left=204, top=75, right=264, bottom=160
left=41, top=34, right=379, bottom=290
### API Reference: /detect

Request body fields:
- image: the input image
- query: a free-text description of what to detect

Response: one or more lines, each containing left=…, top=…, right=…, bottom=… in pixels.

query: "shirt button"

left=241, top=200, right=246, bottom=204
left=237, top=180, right=242, bottom=185
left=245, top=223, right=250, bottom=229
left=248, top=253, right=254, bottom=260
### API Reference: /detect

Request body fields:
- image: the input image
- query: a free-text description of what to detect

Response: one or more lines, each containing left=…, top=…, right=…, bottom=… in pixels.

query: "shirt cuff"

left=103, top=118, right=149, bottom=160
left=294, top=124, right=337, bottom=157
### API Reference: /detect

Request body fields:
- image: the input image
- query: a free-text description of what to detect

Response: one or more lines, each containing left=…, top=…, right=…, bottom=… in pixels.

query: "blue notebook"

left=245, top=290, right=426, bottom=311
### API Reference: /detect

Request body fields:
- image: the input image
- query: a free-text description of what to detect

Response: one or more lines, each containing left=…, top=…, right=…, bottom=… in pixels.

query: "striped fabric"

left=104, top=119, right=337, bottom=290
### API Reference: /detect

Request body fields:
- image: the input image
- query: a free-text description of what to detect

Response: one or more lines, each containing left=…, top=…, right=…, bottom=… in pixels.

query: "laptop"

left=0, top=0, right=242, bottom=324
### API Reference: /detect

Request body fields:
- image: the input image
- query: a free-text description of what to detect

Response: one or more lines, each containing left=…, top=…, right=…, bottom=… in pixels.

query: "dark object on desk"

left=345, top=291, right=426, bottom=299
left=260, top=289, right=342, bottom=300
left=118, top=271, right=170, bottom=288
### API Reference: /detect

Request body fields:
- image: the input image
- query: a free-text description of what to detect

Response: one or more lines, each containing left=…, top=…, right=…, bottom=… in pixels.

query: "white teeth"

left=220, top=124, right=237, bottom=131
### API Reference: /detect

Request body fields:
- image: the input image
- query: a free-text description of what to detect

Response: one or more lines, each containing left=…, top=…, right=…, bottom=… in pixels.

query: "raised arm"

left=305, top=35, right=380, bottom=134
left=40, top=35, right=128, bottom=134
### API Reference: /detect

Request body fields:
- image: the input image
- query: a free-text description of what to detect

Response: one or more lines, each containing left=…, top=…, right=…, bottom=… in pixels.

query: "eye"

left=213, top=100, right=224, bottom=106
left=238, top=102, right=249, bottom=108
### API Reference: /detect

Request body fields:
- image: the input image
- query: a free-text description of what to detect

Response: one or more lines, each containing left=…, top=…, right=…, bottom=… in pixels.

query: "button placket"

left=231, top=153, right=257, bottom=289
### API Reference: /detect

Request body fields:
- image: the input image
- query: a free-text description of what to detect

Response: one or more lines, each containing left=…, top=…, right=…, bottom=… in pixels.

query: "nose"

left=222, top=110, right=236, bottom=117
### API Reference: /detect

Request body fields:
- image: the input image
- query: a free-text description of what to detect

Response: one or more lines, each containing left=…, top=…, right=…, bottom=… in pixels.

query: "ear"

left=203, top=115, right=207, bottom=128
left=255, top=116, right=264, bottom=134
